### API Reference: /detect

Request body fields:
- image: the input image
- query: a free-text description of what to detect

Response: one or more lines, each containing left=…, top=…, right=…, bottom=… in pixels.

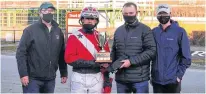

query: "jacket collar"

left=124, top=19, right=140, bottom=29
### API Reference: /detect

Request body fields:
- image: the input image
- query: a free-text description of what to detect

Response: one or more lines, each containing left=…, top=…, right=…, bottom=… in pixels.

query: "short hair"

left=123, top=2, right=137, bottom=11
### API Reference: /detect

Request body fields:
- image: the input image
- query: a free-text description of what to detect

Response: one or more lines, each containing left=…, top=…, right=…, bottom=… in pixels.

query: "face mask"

left=157, top=16, right=170, bottom=24
left=83, top=24, right=95, bottom=33
left=123, top=15, right=137, bottom=24
left=42, top=13, right=53, bottom=23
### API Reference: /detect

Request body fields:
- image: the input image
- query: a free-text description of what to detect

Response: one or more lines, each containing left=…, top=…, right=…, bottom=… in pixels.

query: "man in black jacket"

left=107, top=2, right=156, bottom=93
left=16, top=2, right=68, bottom=93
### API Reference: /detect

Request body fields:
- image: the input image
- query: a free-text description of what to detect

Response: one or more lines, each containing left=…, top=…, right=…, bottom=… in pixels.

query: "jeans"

left=22, top=79, right=55, bottom=93
left=116, top=81, right=149, bottom=93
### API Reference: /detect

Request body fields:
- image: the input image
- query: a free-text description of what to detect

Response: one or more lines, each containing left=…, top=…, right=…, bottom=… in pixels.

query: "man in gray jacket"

left=107, top=2, right=156, bottom=93
left=16, top=2, right=68, bottom=93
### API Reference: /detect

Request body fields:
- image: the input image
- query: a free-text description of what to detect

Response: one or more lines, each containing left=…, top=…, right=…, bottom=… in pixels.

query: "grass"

left=1, top=41, right=16, bottom=45
left=1, top=46, right=16, bottom=51
left=1, top=46, right=17, bottom=55
left=192, top=59, right=205, bottom=65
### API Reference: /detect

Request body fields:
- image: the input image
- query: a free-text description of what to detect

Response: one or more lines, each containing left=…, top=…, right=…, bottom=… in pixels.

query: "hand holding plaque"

left=95, top=32, right=112, bottom=63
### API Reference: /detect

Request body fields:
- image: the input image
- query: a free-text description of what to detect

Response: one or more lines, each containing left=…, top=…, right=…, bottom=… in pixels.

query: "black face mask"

left=157, top=16, right=170, bottom=24
left=123, top=15, right=137, bottom=24
left=83, top=24, right=95, bottom=33
left=42, top=13, right=53, bottom=23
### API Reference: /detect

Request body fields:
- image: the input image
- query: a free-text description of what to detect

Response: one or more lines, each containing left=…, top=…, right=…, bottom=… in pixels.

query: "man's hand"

left=120, top=59, right=131, bottom=68
left=21, top=76, right=29, bottom=86
left=177, top=77, right=181, bottom=83
left=61, top=77, right=67, bottom=84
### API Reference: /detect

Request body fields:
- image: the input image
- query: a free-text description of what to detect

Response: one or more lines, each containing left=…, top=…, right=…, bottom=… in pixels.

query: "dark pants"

left=116, top=81, right=149, bottom=93
left=22, top=79, right=55, bottom=93
left=152, top=81, right=181, bottom=93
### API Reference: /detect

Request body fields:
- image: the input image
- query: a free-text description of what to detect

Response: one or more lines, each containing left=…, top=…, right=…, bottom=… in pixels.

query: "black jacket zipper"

left=47, top=27, right=52, bottom=78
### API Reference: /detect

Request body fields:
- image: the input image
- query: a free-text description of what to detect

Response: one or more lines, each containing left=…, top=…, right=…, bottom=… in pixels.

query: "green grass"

left=1, top=41, right=16, bottom=45
left=191, top=59, right=205, bottom=65
left=1, top=46, right=17, bottom=53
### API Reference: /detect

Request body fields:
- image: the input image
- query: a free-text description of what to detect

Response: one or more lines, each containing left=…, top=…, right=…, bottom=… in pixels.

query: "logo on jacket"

left=131, top=37, right=137, bottom=39
left=56, top=35, right=59, bottom=39
left=167, top=38, right=174, bottom=40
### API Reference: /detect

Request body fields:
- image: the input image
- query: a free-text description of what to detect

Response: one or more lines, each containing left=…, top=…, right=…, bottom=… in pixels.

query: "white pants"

left=70, top=72, right=103, bottom=93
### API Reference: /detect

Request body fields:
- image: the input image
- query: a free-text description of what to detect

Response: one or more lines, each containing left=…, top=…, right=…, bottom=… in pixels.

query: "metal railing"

left=0, top=29, right=66, bottom=43
left=1, top=30, right=22, bottom=43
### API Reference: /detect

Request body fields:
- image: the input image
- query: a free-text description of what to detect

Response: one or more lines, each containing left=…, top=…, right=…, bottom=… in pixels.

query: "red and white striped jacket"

left=64, top=28, right=110, bottom=64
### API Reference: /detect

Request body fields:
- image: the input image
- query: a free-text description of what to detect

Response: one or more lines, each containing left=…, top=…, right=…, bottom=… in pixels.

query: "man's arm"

left=177, top=28, right=191, bottom=79
left=107, top=35, right=129, bottom=72
left=70, top=60, right=100, bottom=68
left=129, top=27, right=156, bottom=66
left=64, top=35, right=79, bottom=63
left=107, top=35, right=117, bottom=72
left=58, top=31, right=68, bottom=77
left=16, top=28, right=31, bottom=78
left=64, top=35, right=99, bottom=68
left=110, top=35, right=116, bottom=62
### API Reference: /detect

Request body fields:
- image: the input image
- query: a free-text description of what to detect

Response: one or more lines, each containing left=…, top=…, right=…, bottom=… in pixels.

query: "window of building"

left=3, top=20, right=7, bottom=23
left=4, top=13, right=7, bottom=16
left=4, top=24, right=7, bottom=27
left=4, top=17, right=7, bottom=20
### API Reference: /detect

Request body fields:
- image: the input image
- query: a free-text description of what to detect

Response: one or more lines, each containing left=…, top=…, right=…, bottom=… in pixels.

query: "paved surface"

left=1, top=55, right=205, bottom=93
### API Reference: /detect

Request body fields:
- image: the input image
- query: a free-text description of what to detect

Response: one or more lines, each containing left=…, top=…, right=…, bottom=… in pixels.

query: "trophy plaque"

left=95, top=32, right=112, bottom=63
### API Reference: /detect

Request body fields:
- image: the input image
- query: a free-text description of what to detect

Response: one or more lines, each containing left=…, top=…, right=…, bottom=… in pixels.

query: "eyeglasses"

left=41, top=9, right=55, bottom=14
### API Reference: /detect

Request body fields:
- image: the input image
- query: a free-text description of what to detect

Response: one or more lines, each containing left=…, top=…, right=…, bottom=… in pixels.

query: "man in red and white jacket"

left=65, top=7, right=112, bottom=93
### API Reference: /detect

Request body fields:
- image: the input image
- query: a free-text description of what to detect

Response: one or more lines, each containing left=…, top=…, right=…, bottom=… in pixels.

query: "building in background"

left=0, top=0, right=205, bottom=45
